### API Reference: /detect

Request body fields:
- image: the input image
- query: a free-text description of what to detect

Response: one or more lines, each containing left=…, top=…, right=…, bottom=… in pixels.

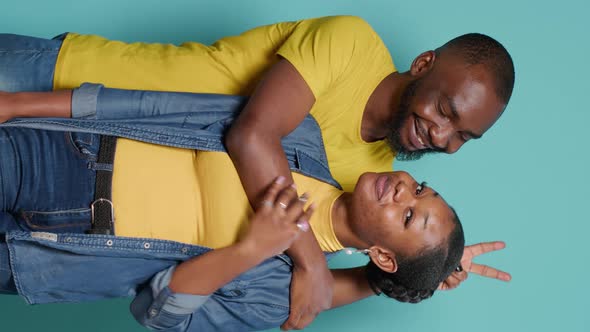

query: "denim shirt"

left=1, top=83, right=340, bottom=331
left=4, top=83, right=341, bottom=190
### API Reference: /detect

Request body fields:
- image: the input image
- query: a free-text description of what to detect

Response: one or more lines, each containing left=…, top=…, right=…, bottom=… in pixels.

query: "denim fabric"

left=0, top=33, right=339, bottom=331
left=0, top=128, right=98, bottom=232
left=0, top=127, right=100, bottom=293
left=0, top=33, right=63, bottom=92
left=6, top=83, right=341, bottom=189
left=0, top=121, right=334, bottom=331
left=7, top=230, right=295, bottom=331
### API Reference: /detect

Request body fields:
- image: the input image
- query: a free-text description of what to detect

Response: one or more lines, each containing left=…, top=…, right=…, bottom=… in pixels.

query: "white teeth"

left=417, top=134, right=424, bottom=146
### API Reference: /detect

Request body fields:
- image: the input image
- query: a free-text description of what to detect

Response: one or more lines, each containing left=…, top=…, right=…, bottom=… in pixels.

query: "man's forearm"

left=330, top=267, right=374, bottom=308
left=226, top=128, right=295, bottom=206
left=286, top=226, right=327, bottom=270
left=226, top=129, right=327, bottom=269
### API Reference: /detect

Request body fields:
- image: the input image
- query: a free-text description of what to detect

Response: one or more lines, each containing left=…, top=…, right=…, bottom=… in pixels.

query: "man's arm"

left=225, top=58, right=334, bottom=330
left=330, top=267, right=375, bottom=308
left=439, top=241, right=511, bottom=290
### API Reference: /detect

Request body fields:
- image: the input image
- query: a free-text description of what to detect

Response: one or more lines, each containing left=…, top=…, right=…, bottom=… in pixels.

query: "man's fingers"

left=294, top=312, right=318, bottom=330
left=454, top=270, right=468, bottom=281
left=466, top=241, right=506, bottom=258
left=438, top=273, right=464, bottom=291
left=281, top=311, right=302, bottom=331
left=469, top=263, right=512, bottom=281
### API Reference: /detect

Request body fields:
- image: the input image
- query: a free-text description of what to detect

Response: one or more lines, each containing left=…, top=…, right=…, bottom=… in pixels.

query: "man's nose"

left=429, top=124, right=453, bottom=152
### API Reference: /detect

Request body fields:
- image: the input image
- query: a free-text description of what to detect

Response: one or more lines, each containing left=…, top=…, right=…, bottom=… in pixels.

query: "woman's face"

left=350, top=171, right=455, bottom=258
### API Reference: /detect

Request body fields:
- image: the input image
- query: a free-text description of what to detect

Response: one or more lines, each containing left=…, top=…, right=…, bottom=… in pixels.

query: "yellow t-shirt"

left=54, top=15, right=396, bottom=192
left=112, top=140, right=344, bottom=252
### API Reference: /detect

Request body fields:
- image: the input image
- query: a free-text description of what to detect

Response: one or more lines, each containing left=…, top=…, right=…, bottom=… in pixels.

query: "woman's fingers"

left=259, top=176, right=313, bottom=233
left=259, top=176, right=287, bottom=210
left=295, top=203, right=314, bottom=232
left=275, top=183, right=299, bottom=211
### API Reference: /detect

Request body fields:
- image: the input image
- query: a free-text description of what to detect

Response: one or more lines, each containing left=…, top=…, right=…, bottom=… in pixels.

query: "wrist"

left=234, top=238, right=272, bottom=266
left=288, top=236, right=328, bottom=271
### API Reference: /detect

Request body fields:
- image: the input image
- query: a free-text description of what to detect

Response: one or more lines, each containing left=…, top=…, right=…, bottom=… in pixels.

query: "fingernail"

left=298, top=193, right=309, bottom=202
left=276, top=176, right=286, bottom=184
left=297, top=220, right=310, bottom=232
left=290, top=183, right=297, bottom=189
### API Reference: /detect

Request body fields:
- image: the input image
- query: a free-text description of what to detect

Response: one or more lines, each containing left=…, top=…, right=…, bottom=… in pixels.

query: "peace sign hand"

left=438, top=241, right=511, bottom=291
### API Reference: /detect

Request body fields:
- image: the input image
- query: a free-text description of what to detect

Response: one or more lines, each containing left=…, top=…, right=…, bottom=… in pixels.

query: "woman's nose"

left=393, top=181, right=416, bottom=204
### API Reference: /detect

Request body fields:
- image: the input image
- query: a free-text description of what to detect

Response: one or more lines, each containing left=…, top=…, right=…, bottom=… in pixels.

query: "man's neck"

left=362, top=71, right=412, bottom=142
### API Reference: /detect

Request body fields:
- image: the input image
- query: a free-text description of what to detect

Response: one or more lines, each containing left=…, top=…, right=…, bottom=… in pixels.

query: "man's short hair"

left=437, top=33, right=515, bottom=104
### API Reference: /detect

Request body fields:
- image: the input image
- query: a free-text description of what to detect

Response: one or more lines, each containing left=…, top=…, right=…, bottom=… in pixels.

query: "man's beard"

left=386, top=78, right=436, bottom=161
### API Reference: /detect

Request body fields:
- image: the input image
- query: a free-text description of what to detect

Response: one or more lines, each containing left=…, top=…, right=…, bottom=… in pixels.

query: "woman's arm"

left=169, top=176, right=311, bottom=295
left=132, top=177, right=312, bottom=332
left=0, top=90, right=71, bottom=122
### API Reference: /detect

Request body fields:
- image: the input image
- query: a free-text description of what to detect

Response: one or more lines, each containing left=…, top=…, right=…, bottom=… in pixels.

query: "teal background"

left=1, top=0, right=588, bottom=331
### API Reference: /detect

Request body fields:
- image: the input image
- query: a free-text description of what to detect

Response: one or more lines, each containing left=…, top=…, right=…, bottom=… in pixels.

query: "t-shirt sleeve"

left=277, top=16, right=381, bottom=98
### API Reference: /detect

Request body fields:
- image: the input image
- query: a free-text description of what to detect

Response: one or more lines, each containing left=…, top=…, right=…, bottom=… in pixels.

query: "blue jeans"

left=0, top=128, right=99, bottom=293
left=0, top=33, right=62, bottom=92
left=0, top=33, right=76, bottom=292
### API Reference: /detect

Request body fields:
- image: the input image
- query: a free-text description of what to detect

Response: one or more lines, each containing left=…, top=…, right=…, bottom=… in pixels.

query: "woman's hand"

left=241, top=176, right=313, bottom=258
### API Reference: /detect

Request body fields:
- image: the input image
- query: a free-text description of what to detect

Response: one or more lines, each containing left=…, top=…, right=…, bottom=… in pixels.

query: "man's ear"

left=410, top=50, right=436, bottom=77
left=368, top=246, right=398, bottom=273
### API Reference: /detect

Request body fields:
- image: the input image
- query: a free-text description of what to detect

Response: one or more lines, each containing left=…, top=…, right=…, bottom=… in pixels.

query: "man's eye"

left=404, top=209, right=413, bottom=226
left=416, top=181, right=427, bottom=195
left=438, top=103, right=449, bottom=119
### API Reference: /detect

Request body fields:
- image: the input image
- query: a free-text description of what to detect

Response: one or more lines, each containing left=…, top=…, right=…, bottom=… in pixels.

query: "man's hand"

left=438, top=241, right=511, bottom=290
left=281, top=264, right=333, bottom=330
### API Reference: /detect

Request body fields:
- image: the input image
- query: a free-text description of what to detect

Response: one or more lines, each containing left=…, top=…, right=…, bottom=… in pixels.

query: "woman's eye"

left=404, top=209, right=413, bottom=226
left=416, top=181, right=427, bottom=195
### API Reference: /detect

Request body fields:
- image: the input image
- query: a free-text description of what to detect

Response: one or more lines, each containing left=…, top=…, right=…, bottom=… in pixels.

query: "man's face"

left=387, top=53, right=506, bottom=160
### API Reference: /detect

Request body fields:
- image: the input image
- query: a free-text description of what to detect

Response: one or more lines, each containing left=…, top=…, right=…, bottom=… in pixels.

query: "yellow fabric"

left=113, top=146, right=344, bottom=252
left=54, top=15, right=396, bottom=192
left=111, top=139, right=203, bottom=244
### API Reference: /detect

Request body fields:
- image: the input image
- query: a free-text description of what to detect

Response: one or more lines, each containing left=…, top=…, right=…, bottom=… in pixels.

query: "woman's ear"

left=410, top=50, right=436, bottom=77
left=368, top=246, right=398, bottom=273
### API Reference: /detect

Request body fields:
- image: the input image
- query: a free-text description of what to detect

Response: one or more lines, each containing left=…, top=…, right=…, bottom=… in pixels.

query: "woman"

left=0, top=103, right=463, bottom=331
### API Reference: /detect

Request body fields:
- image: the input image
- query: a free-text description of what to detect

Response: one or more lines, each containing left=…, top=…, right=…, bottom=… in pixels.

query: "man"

left=0, top=15, right=514, bottom=329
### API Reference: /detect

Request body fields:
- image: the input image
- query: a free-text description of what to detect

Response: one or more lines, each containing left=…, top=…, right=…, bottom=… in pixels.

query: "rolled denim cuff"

left=131, top=265, right=211, bottom=328
left=71, top=83, right=103, bottom=119
left=152, top=266, right=211, bottom=315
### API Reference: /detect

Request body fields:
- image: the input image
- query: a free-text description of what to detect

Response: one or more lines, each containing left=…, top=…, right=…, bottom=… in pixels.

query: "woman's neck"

left=331, top=193, right=370, bottom=249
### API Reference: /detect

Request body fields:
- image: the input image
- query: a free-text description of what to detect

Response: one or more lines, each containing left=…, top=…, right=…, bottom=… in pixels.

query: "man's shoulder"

left=301, top=15, right=378, bottom=39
